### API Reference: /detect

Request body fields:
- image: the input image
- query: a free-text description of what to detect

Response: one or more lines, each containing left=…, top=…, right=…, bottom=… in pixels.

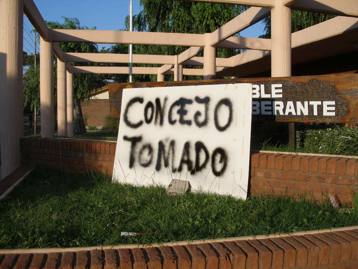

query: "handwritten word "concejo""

left=123, top=96, right=233, bottom=132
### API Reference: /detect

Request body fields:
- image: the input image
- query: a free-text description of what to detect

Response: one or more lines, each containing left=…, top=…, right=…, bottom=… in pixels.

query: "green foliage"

left=264, top=10, right=333, bottom=37
left=110, top=0, right=244, bottom=82
left=0, top=168, right=357, bottom=248
left=104, top=116, right=119, bottom=133
left=76, top=130, right=117, bottom=141
left=303, top=126, right=358, bottom=155
left=47, top=18, right=104, bottom=100
left=354, top=193, right=358, bottom=213
left=135, top=0, right=242, bottom=34
left=133, top=0, right=242, bottom=57
left=23, top=64, right=39, bottom=112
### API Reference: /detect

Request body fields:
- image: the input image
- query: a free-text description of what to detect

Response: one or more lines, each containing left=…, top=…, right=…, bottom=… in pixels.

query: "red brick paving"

left=2, top=228, right=358, bottom=269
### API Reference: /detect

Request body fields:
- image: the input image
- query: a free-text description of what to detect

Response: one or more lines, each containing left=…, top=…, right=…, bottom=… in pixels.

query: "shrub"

left=354, top=193, right=358, bottom=213
left=104, top=116, right=119, bottom=132
left=303, top=126, right=358, bottom=155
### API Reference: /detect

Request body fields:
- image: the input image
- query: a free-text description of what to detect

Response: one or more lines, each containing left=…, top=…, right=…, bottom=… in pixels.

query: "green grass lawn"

left=0, top=168, right=357, bottom=249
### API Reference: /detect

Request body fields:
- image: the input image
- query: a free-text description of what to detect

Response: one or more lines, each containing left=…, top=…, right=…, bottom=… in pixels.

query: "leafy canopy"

left=47, top=17, right=104, bottom=100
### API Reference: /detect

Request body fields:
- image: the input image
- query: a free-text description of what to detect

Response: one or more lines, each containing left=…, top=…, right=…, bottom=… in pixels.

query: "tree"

left=264, top=10, right=333, bottom=37
left=47, top=18, right=104, bottom=100
left=24, top=64, right=39, bottom=112
left=110, top=0, right=244, bottom=82
left=133, top=0, right=243, bottom=56
left=23, top=18, right=106, bottom=135
left=23, top=64, right=40, bottom=135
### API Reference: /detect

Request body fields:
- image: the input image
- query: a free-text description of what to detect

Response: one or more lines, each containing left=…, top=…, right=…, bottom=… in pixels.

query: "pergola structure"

left=0, top=0, right=357, bottom=180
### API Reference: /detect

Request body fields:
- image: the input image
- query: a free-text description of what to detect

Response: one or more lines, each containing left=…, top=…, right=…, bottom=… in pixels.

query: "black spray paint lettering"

left=155, top=140, right=176, bottom=172
left=194, top=97, right=210, bottom=127
left=154, top=97, right=168, bottom=126
left=123, top=97, right=144, bottom=129
left=214, top=98, right=233, bottom=132
left=123, top=135, right=142, bottom=168
left=123, top=96, right=233, bottom=131
left=123, top=136, right=229, bottom=177
left=138, top=143, right=153, bottom=167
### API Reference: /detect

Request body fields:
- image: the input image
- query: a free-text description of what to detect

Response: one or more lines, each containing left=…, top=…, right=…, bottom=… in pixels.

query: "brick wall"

left=21, top=137, right=116, bottom=177
left=250, top=151, right=358, bottom=206
left=1, top=226, right=358, bottom=269
left=21, top=137, right=358, bottom=205
left=81, top=99, right=113, bottom=128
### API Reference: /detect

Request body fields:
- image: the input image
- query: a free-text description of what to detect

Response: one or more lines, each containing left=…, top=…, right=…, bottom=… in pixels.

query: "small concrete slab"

left=166, top=179, right=191, bottom=196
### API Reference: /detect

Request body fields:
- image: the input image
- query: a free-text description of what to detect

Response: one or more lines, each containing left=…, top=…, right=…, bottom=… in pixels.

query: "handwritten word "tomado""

left=123, top=136, right=228, bottom=177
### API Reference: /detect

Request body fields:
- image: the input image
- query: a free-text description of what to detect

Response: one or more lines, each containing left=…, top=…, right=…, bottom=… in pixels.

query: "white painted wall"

left=113, top=84, right=252, bottom=199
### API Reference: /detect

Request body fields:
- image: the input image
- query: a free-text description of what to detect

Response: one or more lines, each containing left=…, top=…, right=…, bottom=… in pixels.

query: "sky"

left=23, top=0, right=266, bottom=54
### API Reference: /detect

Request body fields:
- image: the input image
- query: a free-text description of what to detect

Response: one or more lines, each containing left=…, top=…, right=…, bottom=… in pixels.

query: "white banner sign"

left=113, top=83, right=252, bottom=199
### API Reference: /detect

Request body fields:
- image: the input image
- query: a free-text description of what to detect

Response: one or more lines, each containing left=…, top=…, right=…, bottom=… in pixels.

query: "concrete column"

left=178, top=64, right=183, bottom=81
left=271, top=1, right=291, bottom=77
left=173, top=56, right=183, bottom=82
left=174, top=63, right=183, bottom=82
left=57, top=58, right=67, bottom=136
left=157, top=72, right=164, bottom=82
left=0, top=0, right=24, bottom=180
left=203, top=34, right=216, bottom=80
left=0, top=0, right=23, bottom=178
left=40, top=37, right=54, bottom=137
left=271, top=1, right=295, bottom=148
left=66, top=70, right=74, bottom=137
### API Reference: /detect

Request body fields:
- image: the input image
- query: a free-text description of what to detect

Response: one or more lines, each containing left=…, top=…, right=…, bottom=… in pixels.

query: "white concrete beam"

left=64, top=52, right=175, bottom=65
left=53, top=43, right=66, bottom=62
left=186, top=57, right=233, bottom=67
left=24, top=0, right=50, bottom=40
left=209, top=7, right=269, bottom=46
left=191, top=0, right=274, bottom=7
left=72, top=66, right=159, bottom=75
left=285, top=0, right=358, bottom=17
left=177, top=47, right=202, bottom=64
left=229, top=16, right=358, bottom=68
left=218, top=36, right=271, bottom=50
left=158, top=64, right=174, bottom=74
left=49, top=29, right=205, bottom=46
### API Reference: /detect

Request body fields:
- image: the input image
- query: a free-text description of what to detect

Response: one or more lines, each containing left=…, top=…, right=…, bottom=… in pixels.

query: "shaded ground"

left=1, top=168, right=357, bottom=249
left=75, top=130, right=117, bottom=141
